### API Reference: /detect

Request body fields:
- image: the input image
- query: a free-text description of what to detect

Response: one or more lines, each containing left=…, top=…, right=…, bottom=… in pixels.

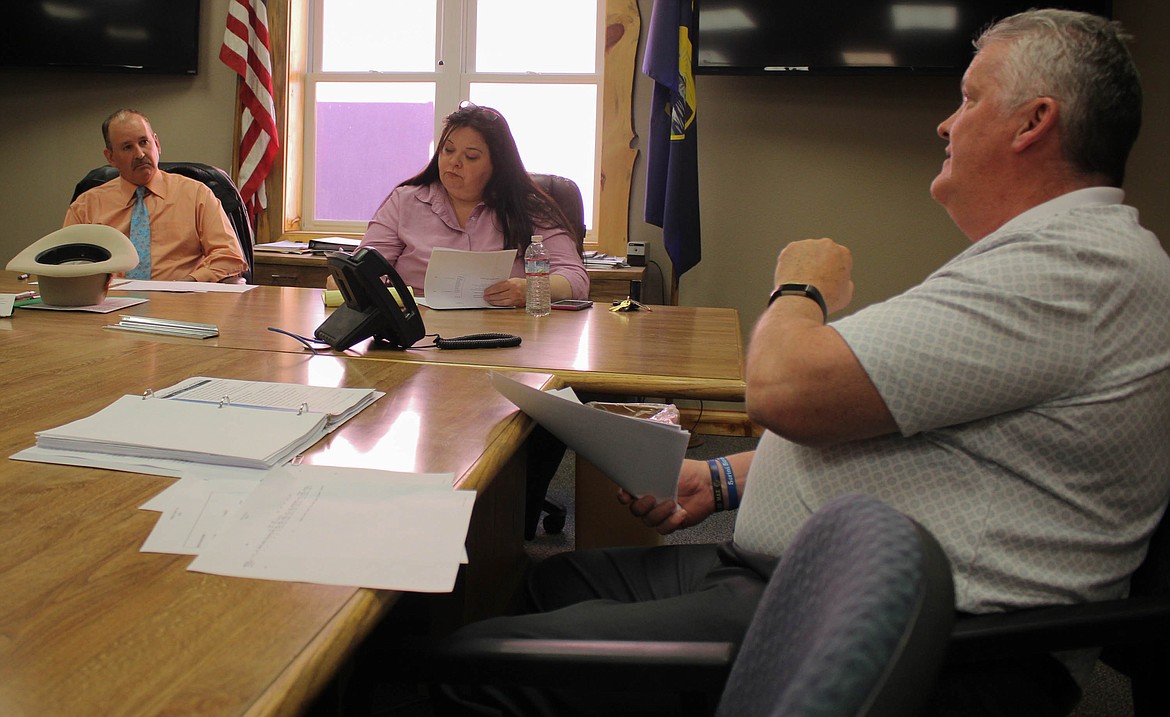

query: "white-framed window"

left=303, top=0, right=603, bottom=239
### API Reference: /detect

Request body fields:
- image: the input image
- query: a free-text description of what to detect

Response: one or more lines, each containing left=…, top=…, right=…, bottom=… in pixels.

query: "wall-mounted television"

left=696, top=1, right=1114, bottom=76
left=1, top=0, right=201, bottom=75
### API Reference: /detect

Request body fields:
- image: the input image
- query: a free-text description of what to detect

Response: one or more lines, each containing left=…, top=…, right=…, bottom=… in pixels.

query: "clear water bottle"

left=525, top=234, right=551, bottom=317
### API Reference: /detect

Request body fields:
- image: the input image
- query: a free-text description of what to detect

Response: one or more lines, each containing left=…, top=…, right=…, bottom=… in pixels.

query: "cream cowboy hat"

left=7, top=224, right=139, bottom=306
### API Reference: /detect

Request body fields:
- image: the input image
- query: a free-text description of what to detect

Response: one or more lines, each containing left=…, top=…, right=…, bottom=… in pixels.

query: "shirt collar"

left=118, top=169, right=169, bottom=204
left=999, top=187, right=1125, bottom=234
left=418, top=180, right=486, bottom=228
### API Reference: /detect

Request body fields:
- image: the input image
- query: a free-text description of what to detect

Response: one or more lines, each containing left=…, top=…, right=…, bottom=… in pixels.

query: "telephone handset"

left=313, top=248, right=426, bottom=351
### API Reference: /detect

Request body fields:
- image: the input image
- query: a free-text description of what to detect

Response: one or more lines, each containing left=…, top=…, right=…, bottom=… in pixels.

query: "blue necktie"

left=127, top=186, right=152, bottom=279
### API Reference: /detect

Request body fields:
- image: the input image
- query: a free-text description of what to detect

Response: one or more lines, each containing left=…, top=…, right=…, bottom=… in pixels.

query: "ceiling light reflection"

left=700, top=8, right=756, bottom=32
left=306, top=356, right=347, bottom=387
left=42, top=2, right=89, bottom=21
left=891, top=4, right=958, bottom=31
left=841, top=50, right=896, bottom=66
left=309, top=408, right=422, bottom=473
left=570, top=316, right=592, bottom=371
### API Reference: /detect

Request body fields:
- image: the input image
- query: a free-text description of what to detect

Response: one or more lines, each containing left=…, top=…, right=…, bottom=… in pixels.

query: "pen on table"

left=14, top=291, right=37, bottom=301
left=16, top=273, right=30, bottom=281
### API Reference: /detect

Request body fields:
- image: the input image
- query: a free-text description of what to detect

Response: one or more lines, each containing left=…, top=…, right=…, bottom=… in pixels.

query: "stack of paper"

left=156, top=465, right=474, bottom=592
left=106, top=279, right=256, bottom=293
left=36, top=396, right=327, bottom=470
left=20, top=377, right=383, bottom=473
left=583, top=251, right=629, bottom=268
left=254, top=240, right=311, bottom=254
left=489, top=372, right=689, bottom=503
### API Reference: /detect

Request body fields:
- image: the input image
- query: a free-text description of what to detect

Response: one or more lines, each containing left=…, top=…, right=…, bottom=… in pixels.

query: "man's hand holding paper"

left=618, top=458, right=715, bottom=535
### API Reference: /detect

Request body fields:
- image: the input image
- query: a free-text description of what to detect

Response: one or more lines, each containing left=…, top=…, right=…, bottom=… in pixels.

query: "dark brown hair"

left=399, top=104, right=574, bottom=255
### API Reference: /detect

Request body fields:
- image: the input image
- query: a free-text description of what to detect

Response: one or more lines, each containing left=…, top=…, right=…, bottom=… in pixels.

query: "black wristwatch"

left=768, top=283, right=828, bottom=323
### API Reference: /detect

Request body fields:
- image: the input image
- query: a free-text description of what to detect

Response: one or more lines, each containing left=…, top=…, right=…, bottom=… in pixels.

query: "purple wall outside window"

left=315, top=102, right=434, bottom=222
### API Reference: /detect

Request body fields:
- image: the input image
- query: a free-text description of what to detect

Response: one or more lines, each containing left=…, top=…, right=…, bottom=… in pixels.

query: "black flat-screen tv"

left=696, top=1, right=1114, bottom=76
left=1, top=0, right=201, bottom=75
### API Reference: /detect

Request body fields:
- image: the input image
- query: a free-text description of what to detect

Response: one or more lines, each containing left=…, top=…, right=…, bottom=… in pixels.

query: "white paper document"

left=139, top=475, right=257, bottom=554
left=21, top=296, right=149, bottom=313
left=421, top=248, right=516, bottom=309
left=13, top=445, right=191, bottom=477
left=489, top=372, right=689, bottom=503
left=185, top=465, right=473, bottom=592
left=254, top=240, right=311, bottom=253
left=109, top=279, right=256, bottom=293
left=11, top=444, right=273, bottom=480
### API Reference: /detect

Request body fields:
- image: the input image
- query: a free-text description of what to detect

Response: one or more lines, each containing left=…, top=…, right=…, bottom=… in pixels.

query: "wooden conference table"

left=1, top=278, right=746, bottom=401
left=0, top=275, right=745, bottom=715
left=0, top=327, right=553, bottom=717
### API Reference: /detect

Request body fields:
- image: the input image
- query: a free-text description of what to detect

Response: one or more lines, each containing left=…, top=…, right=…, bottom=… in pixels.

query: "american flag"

left=220, top=0, right=280, bottom=219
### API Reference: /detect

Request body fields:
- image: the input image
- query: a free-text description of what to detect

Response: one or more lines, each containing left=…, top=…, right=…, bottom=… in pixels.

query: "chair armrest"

left=430, top=638, right=735, bottom=690
left=949, top=594, right=1170, bottom=662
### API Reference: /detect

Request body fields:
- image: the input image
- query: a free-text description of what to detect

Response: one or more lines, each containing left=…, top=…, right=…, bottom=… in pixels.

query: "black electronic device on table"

left=551, top=299, right=593, bottom=311
left=314, top=248, right=425, bottom=351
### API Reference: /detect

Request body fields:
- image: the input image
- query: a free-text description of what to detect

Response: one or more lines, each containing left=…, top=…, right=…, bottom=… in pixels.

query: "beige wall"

left=628, top=0, right=1170, bottom=344
left=1, top=0, right=1165, bottom=351
left=0, top=0, right=236, bottom=264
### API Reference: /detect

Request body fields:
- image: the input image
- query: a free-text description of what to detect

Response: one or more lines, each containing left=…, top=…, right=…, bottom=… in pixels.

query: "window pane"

left=314, top=83, right=436, bottom=222
left=469, top=83, right=597, bottom=230
left=321, top=0, right=436, bottom=72
left=476, top=0, right=597, bottom=73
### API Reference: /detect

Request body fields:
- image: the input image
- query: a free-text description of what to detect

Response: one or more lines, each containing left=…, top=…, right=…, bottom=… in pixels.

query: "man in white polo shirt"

left=435, top=10, right=1170, bottom=716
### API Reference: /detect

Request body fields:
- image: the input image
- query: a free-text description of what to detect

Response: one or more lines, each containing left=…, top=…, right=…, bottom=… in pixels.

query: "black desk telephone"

left=313, top=248, right=426, bottom=351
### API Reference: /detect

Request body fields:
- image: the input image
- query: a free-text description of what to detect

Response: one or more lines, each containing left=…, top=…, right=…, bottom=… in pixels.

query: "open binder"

left=33, top=377, right=383, bottom=471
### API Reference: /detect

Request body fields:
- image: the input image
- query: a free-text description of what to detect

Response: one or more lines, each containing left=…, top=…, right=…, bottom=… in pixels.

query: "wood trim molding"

left=677, top=408, right=762, bottom=438
left=258, top=0, right=637, bottom=252
left=598, top=0, right=640, bottom=256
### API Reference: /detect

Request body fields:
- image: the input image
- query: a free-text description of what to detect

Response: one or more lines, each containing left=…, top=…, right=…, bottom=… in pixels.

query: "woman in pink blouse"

left=358, top=103, right=589, bottom=306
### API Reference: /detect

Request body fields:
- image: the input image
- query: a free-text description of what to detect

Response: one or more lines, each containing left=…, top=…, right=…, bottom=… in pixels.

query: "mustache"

left=133, top=158, right=154, bottom=168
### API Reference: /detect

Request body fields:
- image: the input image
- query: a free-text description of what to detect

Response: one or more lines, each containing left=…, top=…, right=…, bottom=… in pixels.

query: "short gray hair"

left=976, top=9, right=1141, bottom=186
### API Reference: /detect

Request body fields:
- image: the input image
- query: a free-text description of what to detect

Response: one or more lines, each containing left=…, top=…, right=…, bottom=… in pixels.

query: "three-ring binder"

left=139, top=386, right=312, bottom=416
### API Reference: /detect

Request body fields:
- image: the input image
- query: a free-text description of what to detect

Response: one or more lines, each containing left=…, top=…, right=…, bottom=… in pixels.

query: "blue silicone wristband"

left=715, top=456, right=738, bottom=510
left=707, top=459, right=725, bottom=512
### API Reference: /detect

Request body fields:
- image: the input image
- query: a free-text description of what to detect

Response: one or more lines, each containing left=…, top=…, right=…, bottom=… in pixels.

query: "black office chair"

left=432, top=493, right=956, bottom=716
left=525, top=173, right=588, bottom=538
left=530, top=172, right=586, bottom=256
left=71, top=161, right=255, bottom=283
left=948, top=503, right=1170, bottom=715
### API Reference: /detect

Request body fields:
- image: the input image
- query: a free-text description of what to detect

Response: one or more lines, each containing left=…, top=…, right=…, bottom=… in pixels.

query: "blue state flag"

left=643, top=0, right=701, bottom=280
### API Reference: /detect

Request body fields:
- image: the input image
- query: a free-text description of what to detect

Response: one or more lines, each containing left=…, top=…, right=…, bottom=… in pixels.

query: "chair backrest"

left=530, top=173, right=586, bottom=255
left=1127, top=505, right=1170, bottom=599
left=1101, top=502, right=1170, bottom=677
left=71, top=162, right=254, bottom=282
left=716, top=493, right=955, bottom=717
